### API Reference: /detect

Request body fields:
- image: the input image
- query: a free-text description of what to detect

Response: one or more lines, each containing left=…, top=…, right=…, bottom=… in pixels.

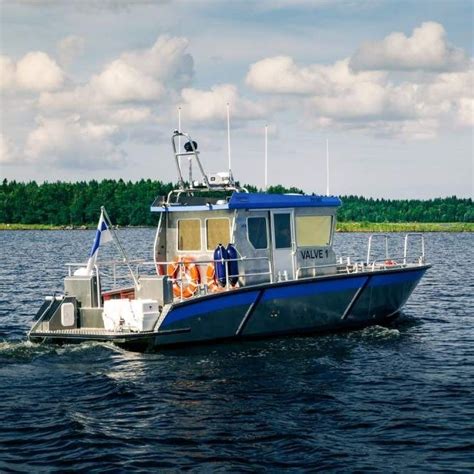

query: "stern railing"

left=66, top=255, right=273, bottom=302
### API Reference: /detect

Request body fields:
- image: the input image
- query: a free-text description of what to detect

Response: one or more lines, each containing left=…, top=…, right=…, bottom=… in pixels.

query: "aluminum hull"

left=30, top=265, right=429, bottom=351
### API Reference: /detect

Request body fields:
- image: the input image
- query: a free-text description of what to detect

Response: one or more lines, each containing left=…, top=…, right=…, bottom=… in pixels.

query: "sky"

left=0, top=0, right=473, bottom=199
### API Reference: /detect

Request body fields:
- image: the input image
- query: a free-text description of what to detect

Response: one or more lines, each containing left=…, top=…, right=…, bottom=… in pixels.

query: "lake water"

left=0, top=230, right=473, bottom=471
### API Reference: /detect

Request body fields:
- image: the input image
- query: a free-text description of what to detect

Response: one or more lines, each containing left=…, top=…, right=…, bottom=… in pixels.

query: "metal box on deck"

left=136, top=276, right=172, bottom=306
left=64, top=275, right=99, bottom=308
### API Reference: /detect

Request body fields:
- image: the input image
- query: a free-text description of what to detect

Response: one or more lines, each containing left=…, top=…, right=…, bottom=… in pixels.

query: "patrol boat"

left=28, top=130, right=431, bottom=351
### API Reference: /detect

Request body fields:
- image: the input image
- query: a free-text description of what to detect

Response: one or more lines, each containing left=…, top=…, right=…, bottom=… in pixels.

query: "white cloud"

left=120, top=35, right=193, bottom=89
left=40, top=34, right=192, bottom=112
left=311, top=116, right=440, bottom=140
left=350, top=22, right=468, bottom=72
left=0, top=134, right=18, bottom=164
left=24, top=116, right=125, bottom=168
left=180, top=84, right=266, bottom=122
left=57, top=35, right=85, bottom=66
left=110, top=107, right=152, bottom=124
left=16, top=52, right=65, bottom=91
left=373, top=119, right=440, bottom=141
left=246, top=56, right=391, bottom=121
left=26, top=35, right=195, bottom=169
left=0, top=55, right=16, bottom=90
left=311, top=80, right=387, bottom=119
left=245, top=27, right=473, bottom=140
left=457, top=98, right=474, bottom=127
left=90, top=58, right=164, bottom=102
left=246, top=56, right=385, bottom=95
left=246, top=56, right=316, bottom=94
left=0, top=51, right=65, bottom=92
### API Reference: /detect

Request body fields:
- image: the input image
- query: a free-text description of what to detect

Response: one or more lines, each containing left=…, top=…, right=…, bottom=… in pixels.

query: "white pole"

left=226, top=102, right=232, bottom=176
left=326, top=138, right=329, bottom=196
left=264, top=125, right=268, bottom=191
left=178, top=107, right=181, bottom=148
left=177, top=107, right=182, bottom=179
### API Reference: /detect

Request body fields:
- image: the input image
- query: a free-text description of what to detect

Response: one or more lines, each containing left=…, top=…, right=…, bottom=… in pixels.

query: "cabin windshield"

left=296, top=215, right=333, bottom=247
left=178, top=219, right=201, bottom=251
left=273, top=213, right=292, bottom=249
left=247, top=217, right=268, bottom=249
left=206, top=218, right=231, bottom=250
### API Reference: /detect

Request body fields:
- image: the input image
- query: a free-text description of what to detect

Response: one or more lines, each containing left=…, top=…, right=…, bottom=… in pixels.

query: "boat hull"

left=29, top=265, right=429, bottom=351
left=137, top=265, right=429, bottom=351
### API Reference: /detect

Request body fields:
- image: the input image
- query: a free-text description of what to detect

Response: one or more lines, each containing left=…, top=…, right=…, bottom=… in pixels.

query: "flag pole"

left=101, top=206, right=140, bottom=289
left=85, top=207, right=105, bottom=275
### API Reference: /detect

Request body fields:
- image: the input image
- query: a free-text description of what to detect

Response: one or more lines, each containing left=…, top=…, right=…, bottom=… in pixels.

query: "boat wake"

left=0, top=339, right=118, bottom=362
left=353, top=325, right=401, bottom=340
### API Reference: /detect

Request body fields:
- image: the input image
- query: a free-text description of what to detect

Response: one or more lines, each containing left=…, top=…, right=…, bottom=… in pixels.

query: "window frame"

left=246, top=215, right=269, bottom=250
left=295, top=214, right=334, bottom=247
left=205, top=217, right=231, bottom=251
left=176, top=218, right=202, bottom=252
left=272, top=211, right=293, bottom=250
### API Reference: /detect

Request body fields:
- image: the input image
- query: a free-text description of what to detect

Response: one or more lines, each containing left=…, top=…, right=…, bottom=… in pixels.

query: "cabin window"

left=206, top=218, right=230, bottom=250
left=247, top=217, right=268, bottom=249
left=177, top=219, right=201, bottom=251
left=273, top=213, right=292, bottom=249
left=296, top=215, right=333, bottom=246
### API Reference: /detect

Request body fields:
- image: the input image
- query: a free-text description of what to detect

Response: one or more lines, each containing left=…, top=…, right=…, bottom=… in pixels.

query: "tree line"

left=1, top=179, right=472, bottom=226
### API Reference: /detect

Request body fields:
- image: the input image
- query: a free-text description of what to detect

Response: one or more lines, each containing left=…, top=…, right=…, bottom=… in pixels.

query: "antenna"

left=226, top=103, right=233, bottom=181
left=178, top=107, right=192, bottom=184
left=326, top=138, right=329, bottom=196
left=177, top=107, right=183, bottom=180
left=264, top=125, right=268, bottom=190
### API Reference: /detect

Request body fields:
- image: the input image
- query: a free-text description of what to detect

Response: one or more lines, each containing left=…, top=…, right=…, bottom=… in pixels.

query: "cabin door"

left=270, top=210, right=295, bottom=281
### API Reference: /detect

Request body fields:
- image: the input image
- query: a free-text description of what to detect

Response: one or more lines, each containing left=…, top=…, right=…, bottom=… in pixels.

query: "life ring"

left=205, top=264, right=240, bottom=292
left=155, top=263, right=165, bottom=276
left=384, top=260, right=397, bottom=266
left=205, top=264, right=224, bottom=293
left=167, top=257, right=200, bottom=298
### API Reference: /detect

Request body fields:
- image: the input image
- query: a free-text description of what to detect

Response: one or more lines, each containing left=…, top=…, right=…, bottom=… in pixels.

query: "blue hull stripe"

left=368, top=269, right=425, bottom=287
left=162, top=268, right=426, bottom=328
left=262, top=276, right=367, bottom=302
left=162, top=291, right=260, bottom=327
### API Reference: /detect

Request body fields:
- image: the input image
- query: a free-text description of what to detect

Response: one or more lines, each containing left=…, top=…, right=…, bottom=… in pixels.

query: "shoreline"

left=1, top=222, right=472, bottom=232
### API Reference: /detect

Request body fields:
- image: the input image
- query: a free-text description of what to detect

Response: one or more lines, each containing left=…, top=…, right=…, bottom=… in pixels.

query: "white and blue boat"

left=29, top=130, right=431, bottom=351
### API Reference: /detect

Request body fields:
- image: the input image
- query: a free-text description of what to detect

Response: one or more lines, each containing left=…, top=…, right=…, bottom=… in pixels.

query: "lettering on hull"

left=300, top=249, right=329, bottom=260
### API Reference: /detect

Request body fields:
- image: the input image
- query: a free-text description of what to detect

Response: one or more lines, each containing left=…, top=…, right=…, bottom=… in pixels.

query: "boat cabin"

left=152, top=192, right=341, bottom=289
left=146, top=130, right=342, bottom=299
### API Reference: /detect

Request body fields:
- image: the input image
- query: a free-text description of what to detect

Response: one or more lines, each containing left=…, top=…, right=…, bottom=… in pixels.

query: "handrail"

left=66, top=255, right=273, bottom=301
left=368, top=256, right=423, bottom=266
left=404, top=233, right=425, bottom=265
left=366, top=233, right=389, bottom=264
left=297, top=254, right=426, bottom=280
left=154, top=256, right=272, bottom=301
left=65, top=232, right=427, bottom=299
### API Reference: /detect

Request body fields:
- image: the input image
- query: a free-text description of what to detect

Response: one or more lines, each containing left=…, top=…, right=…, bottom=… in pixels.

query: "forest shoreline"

left=2, top=222, right=472, bottom=232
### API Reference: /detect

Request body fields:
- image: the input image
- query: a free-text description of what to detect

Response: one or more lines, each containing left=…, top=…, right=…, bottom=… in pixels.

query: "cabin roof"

left=228, top=192, right=341, bottom=209
left=150, top=192, right=342, bottom=213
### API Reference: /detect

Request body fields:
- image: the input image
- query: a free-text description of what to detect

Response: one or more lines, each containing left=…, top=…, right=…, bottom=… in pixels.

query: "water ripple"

left=0, top=230, right=473, bottom=471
